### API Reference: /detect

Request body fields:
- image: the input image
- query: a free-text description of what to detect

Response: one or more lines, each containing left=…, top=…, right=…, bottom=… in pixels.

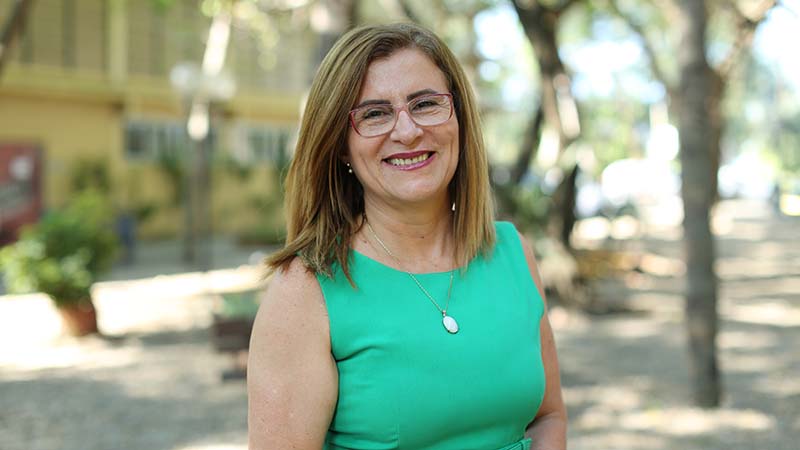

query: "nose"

left=390, top=110, right=423, bottom=144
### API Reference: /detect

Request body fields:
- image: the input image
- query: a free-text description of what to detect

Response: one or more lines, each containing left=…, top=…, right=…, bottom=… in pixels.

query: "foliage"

left=0, top=190, right=118, bottom=306
left=219, top=151, right=255, bottom=182
left=576, top=98, right=650, bottom=172
left=156, top=149, right=187, bottom=207
left=233, top=140, right=291, bottom=245
left=235, top=190, right=286, bottom=245
left=69, top=158, right=111, bottom=193
left=724, top=52, right=800, bottom=176
left=131, top=202, right=159, bottom=224
left=149, top=0, right=178, bottom=13
left=493, top=178, right=551, bottom=236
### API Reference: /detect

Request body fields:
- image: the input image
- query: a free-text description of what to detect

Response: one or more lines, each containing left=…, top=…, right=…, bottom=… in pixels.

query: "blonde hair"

left=267, top=22, right=495, bottom=284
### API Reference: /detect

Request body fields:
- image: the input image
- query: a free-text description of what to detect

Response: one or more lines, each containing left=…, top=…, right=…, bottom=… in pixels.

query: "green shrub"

left=0, top=190, right=118, bottom=306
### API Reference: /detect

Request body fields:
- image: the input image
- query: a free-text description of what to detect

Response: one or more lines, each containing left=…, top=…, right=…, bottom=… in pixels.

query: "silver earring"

left=451, top=202, right=456, bottom=212
left=346, top=162, right=353, bottom=174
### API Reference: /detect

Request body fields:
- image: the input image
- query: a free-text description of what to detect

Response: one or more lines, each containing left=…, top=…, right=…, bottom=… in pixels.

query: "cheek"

left=346, top=134, right=367, bottom=165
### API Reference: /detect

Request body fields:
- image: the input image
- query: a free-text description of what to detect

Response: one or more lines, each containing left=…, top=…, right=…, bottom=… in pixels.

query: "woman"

left=248, top=23, right=567, bottom=450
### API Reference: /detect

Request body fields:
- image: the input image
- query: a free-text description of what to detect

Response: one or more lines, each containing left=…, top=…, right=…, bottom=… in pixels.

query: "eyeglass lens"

left=352, top=94, right=452, bottom=137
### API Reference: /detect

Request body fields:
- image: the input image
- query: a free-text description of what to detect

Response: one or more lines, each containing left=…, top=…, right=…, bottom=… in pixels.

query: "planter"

left=57, top=299, right=99, bottom=336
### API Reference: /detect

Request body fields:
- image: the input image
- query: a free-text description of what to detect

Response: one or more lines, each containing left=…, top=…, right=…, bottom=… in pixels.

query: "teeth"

left=388, top=153, right=430, bottom=166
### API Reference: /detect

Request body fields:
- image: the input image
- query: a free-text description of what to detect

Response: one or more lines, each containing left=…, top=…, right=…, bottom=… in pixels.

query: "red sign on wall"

left=0, top=144, right=43, bottom=245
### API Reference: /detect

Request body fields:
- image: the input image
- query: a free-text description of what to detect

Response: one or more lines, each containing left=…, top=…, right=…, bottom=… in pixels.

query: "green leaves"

left=0, top=190, right=118, bottom=306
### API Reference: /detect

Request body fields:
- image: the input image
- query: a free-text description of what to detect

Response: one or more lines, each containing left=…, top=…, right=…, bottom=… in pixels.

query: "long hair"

left=267, top=22, right=495, bottom=284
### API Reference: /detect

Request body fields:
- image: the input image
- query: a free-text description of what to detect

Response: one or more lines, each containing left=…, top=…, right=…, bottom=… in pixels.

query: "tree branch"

left=556, top=0, right=580, bottom=15
left=511, top=103, right=545, bottom=185
left=715, top=0, right=776, bottom=79
left=606, top=0, right=674, bottom=93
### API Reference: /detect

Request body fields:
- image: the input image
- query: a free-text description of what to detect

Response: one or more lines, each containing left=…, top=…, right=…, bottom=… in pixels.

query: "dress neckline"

left=350, top=247, right=466, bottom=276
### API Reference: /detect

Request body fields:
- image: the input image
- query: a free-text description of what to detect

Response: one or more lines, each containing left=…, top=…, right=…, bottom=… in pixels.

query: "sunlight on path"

left=561, top=199, right=799, bottom=449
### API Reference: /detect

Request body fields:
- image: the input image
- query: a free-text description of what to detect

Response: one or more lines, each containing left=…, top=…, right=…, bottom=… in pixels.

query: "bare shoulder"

left=248, top=257, right=336, bottom=448
left=251, top=257, right=329, bottom=350
left=262, top=257, right=325, bottom=307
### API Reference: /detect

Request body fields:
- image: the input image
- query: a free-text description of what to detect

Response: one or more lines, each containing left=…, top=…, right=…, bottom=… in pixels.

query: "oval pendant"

left=442, top=315, right=459, bottom=334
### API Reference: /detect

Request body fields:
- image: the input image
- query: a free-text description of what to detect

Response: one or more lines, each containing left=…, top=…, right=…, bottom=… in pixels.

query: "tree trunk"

left=676, top=0, right=721, bottom=408
left=708, top=70, right=724, bottom=202
left=553, top=163, right=579, bottom=246
left=512, top=1, right=580, bottom=248
left=0, top=0, right=34, bottom=77
left=510, top=104, right=544, bottom=185
left=513, top=2, right=571, bottom=147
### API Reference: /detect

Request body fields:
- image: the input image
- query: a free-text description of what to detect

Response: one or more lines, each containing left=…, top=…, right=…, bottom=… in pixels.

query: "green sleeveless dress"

left=318, top=222, right=546, bottom=450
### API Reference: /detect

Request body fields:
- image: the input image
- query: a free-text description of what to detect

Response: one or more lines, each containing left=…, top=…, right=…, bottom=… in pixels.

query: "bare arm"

left=247, top=258, right=338, bottom=449
left=518, top=231, right=568, bottom=450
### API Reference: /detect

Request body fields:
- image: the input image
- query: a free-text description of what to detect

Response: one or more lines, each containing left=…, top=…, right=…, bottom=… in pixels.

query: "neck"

left=359, top=198, right=455, bottom=272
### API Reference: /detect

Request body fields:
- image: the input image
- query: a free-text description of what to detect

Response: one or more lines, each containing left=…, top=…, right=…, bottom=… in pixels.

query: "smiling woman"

left=248, top=23, right=567, bottom=450
left=345, top=47, right=459, bottom=214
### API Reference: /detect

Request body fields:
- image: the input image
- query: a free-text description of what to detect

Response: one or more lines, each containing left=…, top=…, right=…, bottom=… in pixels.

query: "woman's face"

left=346, top=48, right=459, bottom=212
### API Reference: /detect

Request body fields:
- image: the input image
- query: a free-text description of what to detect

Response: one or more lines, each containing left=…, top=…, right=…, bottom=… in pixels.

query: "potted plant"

left=0, top=190, right=118, bottom=336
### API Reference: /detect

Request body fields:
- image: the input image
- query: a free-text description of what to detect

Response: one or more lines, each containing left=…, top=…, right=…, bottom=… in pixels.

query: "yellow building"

left=0, top=0, right=316, bottom=240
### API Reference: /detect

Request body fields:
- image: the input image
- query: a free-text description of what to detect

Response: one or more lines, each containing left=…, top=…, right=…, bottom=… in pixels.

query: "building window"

left=125, top=122, right=154, bottom=160
left=124, top=119, right=208, bottom=161
left=246, top=126, right=293, bottom=165
left=10, top=0, right=105, bottom=71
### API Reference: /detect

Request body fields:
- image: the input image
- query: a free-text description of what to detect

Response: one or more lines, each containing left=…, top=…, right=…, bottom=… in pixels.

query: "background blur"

left=0, top=0, right=798, bottom=449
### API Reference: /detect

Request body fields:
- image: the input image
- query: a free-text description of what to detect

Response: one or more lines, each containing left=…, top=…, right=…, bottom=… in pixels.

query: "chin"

left=390, top=184, right=449, bottom=205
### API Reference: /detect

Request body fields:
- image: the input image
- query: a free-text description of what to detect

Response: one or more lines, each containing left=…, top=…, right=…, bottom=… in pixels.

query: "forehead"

left=357, top=48, right=449, bottom=101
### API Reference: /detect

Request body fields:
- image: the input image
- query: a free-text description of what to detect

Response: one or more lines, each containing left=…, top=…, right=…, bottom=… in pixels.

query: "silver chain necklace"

left=365, top=217, right=459, bottom=334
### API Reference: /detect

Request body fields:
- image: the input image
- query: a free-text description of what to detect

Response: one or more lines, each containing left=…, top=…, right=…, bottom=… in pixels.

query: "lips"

left=383, top=151, right=434, bottom=168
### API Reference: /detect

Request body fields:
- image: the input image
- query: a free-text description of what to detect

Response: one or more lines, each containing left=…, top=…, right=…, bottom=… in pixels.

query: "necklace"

left=365, top=217, right=459, bottom=334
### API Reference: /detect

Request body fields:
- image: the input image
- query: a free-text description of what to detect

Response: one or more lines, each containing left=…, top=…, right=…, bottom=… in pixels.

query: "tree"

left=675, top=0, right=721, bottom=408
left=606, top=0, right=777, bottom=407
left=607, top=0, right=776, bottom=199
left=0, top=0, right=34, bottom=78
left=511, top=0, right=582, bottom=247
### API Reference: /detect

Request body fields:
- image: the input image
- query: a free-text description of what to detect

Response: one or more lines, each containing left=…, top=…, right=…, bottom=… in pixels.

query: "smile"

left=385, top=152, right=433, bottom=167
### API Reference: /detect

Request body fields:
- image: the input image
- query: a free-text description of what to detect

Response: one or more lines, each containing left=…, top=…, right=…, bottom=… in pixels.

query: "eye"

left=411, top=95, right=446, bottom=112
left=358, top=106, right=392, bottom=121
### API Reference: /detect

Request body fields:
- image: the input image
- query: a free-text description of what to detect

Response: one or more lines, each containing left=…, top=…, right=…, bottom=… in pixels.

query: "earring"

left=346, top=162, right=353, bottom=174
left=451, top=202, right=456, bottom=212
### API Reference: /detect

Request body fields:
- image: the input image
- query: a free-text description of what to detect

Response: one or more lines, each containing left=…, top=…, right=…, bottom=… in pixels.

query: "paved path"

left=0, top=238, right=269, bottom=450
left=558, top=199, right=800, bottom=449
left=0, top=199, right=797, bottom=449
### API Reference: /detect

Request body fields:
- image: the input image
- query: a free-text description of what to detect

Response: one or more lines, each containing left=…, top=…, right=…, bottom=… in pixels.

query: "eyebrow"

left=353, top=89, right=440, bottom=109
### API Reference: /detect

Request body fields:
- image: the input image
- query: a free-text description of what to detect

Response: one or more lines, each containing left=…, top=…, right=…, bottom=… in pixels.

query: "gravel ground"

left=0, top=266, right=261, bottom=450
left=559, top=199, right=800, bottom=449
left=0, top=330, right=248, bottom=450
left=0, top=199, right=797, bottom=450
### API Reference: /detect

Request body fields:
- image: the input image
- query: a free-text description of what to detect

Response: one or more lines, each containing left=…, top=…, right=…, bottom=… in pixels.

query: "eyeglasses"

left=349, top=93, right=454, bottom=138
